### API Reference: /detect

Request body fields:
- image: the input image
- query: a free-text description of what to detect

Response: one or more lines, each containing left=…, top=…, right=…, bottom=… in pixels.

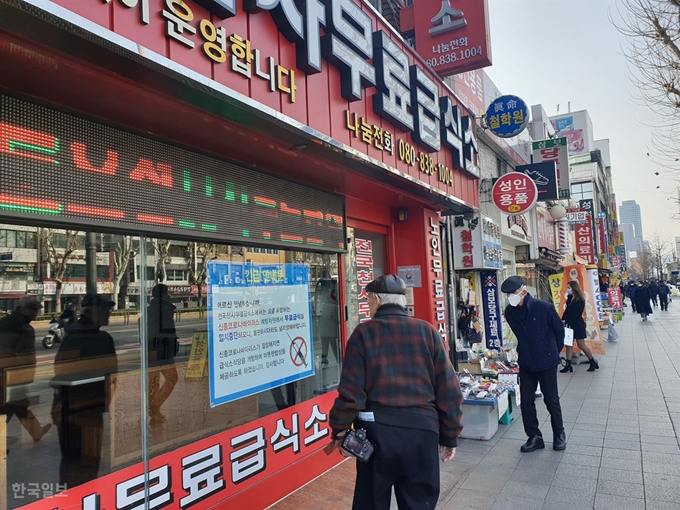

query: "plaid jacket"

left=329, top=304, right=463, bottom=447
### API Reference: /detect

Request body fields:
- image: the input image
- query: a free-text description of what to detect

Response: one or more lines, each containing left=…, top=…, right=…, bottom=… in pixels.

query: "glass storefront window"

left=0, top=224, right=342, bottom=508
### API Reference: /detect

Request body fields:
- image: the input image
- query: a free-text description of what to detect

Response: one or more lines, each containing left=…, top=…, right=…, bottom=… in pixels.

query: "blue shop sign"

left=480, top=270, right=503, bottom=350
left=485, top=95, right=530, bottom=138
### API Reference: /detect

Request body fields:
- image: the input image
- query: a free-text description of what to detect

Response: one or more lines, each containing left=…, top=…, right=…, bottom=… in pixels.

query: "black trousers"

left=519, top=366, right=564, bottom=439
left=652, top=295, right=658, bottom=306
left=352, top=421, right=440, bottom=510
left=660, top=295, right=669, bottom=310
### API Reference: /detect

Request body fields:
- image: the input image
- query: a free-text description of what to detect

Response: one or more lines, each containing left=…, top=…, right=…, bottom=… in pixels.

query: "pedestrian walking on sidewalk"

left=559, top=281, right=599, bottom=373
left=328, top=275, right=463, bottom=510
left=502, top=276, right=567, bottom=453
left=658, top=280, right=671, bottom=311
left=627, top=281, right=638, bottom=313
left=635, top=282, right=653, bottom=321
left=649, top=280, right=659, bottom=307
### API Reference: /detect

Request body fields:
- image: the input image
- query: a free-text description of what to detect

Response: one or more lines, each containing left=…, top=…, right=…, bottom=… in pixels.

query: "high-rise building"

left=620, top=223, right=637, bottom=254
left=619, top=200, right=644, bottom=252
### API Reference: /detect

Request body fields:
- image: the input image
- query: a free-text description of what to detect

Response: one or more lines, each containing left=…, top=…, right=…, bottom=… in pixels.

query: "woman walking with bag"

left=560, top=281, right=599, bottom=373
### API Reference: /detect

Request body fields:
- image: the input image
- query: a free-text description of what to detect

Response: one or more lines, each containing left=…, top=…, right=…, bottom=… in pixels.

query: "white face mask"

left=507, top=292, right=522, bottom=307
left=566, top=288, right=572, bottom=296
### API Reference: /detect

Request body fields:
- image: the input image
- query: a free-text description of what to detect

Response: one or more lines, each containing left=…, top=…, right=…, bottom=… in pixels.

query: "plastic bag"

left=608, top=324, right=619, bottom=342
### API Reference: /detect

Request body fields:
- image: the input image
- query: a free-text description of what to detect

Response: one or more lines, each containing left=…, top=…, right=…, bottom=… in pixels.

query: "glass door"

left=344, top=228, right=386, bottom=335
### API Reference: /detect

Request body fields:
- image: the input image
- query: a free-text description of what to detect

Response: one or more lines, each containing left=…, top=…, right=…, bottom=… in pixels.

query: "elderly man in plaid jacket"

left=328, top=275, right=463, bottom=510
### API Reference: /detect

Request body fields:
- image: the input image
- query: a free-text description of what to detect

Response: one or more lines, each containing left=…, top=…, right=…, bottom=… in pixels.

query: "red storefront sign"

left=460, top=228, right=474, bottom=268
left=597, top=217, right=607, bottom=257
left=492, top=172, right=538, bottom=215
left=412, top=0, right=492, bottom=76
left=574, top=218, right=596, bottom=264
left=18, top=392, right=336, bottom=510
left=608, top=287, right=623, bottom=310
left=51, top=0, right=480, bottom=206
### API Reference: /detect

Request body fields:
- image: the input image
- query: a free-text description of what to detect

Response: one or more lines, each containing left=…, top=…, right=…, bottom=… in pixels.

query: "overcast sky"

left=485, top=0, right=679, bottom=248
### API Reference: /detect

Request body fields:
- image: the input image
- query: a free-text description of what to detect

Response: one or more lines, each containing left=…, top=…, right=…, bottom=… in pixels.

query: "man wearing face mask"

left=501, top=276, right=566, bottom=453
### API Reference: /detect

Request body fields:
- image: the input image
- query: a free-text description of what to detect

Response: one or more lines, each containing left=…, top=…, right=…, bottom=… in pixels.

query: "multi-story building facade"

left=550, top=111, right=618, bottom=272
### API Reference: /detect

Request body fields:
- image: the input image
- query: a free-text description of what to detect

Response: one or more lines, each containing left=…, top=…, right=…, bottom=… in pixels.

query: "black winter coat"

left=634, top=286, right=653, bottom=314
left=505, top=294, right=565, bottom=372
left=658, top=284, right=671, bottom=297
left=561, top=295, right=587, bottom=340
left=147, top=298, right=178, bottom=362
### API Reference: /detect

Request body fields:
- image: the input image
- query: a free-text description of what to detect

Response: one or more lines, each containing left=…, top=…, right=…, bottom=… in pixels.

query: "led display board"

left=0, top=96, right=346, bottom=251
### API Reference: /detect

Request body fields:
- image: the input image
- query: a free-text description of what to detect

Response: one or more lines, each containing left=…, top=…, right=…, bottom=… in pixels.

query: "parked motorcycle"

left=42, top=317, right=65, bottom=349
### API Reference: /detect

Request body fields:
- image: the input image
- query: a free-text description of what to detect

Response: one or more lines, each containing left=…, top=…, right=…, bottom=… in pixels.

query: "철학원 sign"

left=207, top=261, right=313, bottom=407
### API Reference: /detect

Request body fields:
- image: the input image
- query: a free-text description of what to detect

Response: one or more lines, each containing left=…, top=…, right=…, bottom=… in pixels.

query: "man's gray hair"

left=377, top=293, right=407, bottom=307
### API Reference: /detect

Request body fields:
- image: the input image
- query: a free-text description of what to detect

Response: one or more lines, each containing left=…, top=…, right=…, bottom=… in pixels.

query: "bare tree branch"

left=39, top=229, right=83, bottom=312
left=613, top=1, right=680, bottom=180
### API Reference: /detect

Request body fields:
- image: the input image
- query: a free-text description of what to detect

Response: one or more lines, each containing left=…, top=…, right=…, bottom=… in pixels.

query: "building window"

left=0, top=230, right=37, bottom=249
left=65, top=264, right=110, bottom=279
left=571, top=182, right=594, bottom=202
left=247, top=247, right=280, bottom=255
left=366, top=0, right=381, bottom=13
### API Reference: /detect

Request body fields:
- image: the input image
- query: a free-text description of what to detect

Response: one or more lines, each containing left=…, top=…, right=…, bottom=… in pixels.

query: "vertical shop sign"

left=579, top=199, right=597, bottom=253
left=482, top=216, right=503, bottom=269
left=536, top=207, right=557, bottom=251
left=460, top=227, right=474, bottom=268
left=480, top=271, right=502, bottom=350
left=548, top=274, right=564, bottom=314
left=207, top=262, right=313, bottom=407
left=574, top=217, right=596, bottom=264
left=586, top=265, right=605, bottom=323
left=428, top=215, right=448, bottom=348
left=355, top=238, right=375, bottom=323
left=532, top=137, right=570, bottom=198
left=453, top=215, right=502, bottom=269
left=597, top=217, right=607, bottom=258
left=608, top=287, right=623, bottom=310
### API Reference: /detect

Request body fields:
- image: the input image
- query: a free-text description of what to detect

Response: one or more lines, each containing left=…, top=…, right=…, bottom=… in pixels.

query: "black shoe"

left=560, top=360, right=573, bottom=373
left=520, top=435, right=545, bottom=452
left=587, top=358, right=599, bottom=372
left=553, top=431, right=567, bottom=451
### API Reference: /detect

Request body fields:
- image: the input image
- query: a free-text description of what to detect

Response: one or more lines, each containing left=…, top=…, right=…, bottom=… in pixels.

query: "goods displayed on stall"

left=456, top=343, right=520, bottom=440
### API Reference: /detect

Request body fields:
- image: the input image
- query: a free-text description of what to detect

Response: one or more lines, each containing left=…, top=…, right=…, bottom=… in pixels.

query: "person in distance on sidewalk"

left=635, top=281, right=653, bottom=321
left=502, top=276, right=566, bottom=453
left=658, top=280, right=671, bottom=311
left=560, top=280, right=599, bottom=373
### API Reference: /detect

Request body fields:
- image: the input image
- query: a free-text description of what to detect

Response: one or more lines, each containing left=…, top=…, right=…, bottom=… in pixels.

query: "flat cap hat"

left=500, top=276, right=525, bottom=294
left=365, top=274, right=407, bottom=295
left=81, top=293, right=115, bottom=308
left=18, top=295, right=42, bottom=309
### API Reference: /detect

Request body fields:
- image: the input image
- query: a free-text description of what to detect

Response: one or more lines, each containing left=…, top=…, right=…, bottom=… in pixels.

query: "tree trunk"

left=55, top=280, right=63, bottom=313
left=112, top=277, right=122, bottom=310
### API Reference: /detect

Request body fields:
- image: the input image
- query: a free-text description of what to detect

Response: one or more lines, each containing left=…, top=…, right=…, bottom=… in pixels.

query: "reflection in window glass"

left=0, top=225, right=342, bottom=507
left=143, top=239, right=342, bottom=461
